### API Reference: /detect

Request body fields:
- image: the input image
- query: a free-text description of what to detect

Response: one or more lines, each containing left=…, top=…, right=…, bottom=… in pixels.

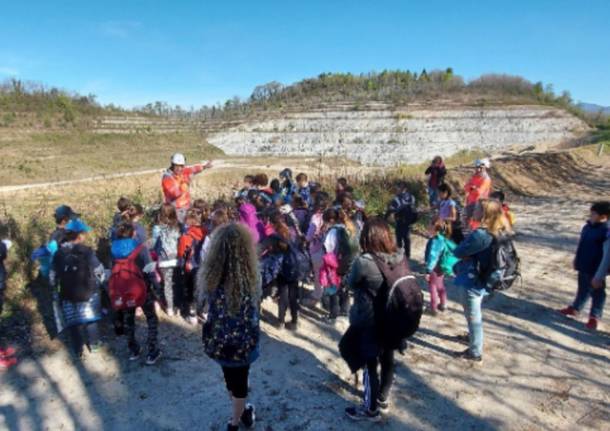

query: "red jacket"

left=162, top=165, right=205, bottom=210
left=464, top=173, right=492, bottom=205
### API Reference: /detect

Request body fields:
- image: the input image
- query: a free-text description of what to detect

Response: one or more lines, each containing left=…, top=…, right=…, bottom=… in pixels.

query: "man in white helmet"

left=162, top=153, right=213, bottom=222
left=463, top=158, right=492, bottom=229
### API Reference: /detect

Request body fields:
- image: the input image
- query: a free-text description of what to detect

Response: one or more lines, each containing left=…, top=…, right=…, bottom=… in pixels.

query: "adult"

left=198, top=223, right=260, bottom=431
left=452, top=199, right=506, bottom=362
left=424, top=156, right=447, bottom=207
left=341, top=218, right=411, bottom=421
left=463, top=158, right=492, bottom=230
left=162, top=153, right=212, bottom=222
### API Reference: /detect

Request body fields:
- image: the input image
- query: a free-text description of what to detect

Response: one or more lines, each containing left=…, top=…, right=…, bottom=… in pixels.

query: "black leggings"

left=68, top=322, right=100, bottom=355
left=395, top=223, right=411, bottom=259
left=222, top=365, right=250, bottom=398
left=278, top=280, right=299, bottom=324
left=364, top=349, right=395, bottom=411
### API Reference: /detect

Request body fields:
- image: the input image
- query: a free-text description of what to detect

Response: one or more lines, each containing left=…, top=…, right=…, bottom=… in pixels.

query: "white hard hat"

left=171, top=153, right=186, bottom=165
left=475, top=158, right=491, bottom=168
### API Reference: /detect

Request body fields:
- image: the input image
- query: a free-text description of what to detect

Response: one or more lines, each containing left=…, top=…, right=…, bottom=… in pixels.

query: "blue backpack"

left=280, top=242, right=311, bottom=283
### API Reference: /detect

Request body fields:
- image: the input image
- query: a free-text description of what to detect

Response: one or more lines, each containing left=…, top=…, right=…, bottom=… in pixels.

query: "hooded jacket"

left=238, top=203, right=262, bottom=243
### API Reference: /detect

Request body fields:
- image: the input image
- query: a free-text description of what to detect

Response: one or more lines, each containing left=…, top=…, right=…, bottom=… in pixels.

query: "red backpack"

left=109, top=244, right=147, bottom=310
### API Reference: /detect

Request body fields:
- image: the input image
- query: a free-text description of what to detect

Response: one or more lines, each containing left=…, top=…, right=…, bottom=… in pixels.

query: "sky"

left=1, top=0, right=609, bottom=108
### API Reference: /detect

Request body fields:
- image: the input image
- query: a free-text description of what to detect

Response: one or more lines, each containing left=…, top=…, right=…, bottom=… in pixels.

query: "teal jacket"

left=424, top=234, right=445, bottom=274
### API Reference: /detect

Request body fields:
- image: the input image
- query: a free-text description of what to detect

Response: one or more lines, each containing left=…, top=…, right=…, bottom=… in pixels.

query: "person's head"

left=243, top=175, right=255, bottom=189
left=54, top=205, right=79, bottom=226
left=429, top=215, right=452, bottom=238
left=438, top=183, right=452, bottom=200
left=340, top=195, right=354, bottom=212
left=185, top=209, right=202, bottom=227
left=475, top=158, right=490, bottom=174
left=210, top=209, right=229, bottom=229
left=394, top=180, right=408, bottom=195
left=475, top=199, right=505, bottom=235
left=292, top=195, right=307, bottom=209
left=212, top=199, right=229, bottom=212
left=296, top=173, right=308, bottom=188
left=201, top=223, right=259, bottom=315
left=336, top=177, right=348, bottom=193
left=64, top=218, right=92, bottom=243
left=323, top=208, right=339, bottom=225
left=117, top=197, right=132, bottom=213
left=590, top=201, right=610, bottom=224
left=193, top=199, right=210, bottom=222
left=116, top=222, right=135, bottom=239
left=158, top=203, right=179, bottom=227
left=432, top=156, right=443, bottom=166
left=314, top=192, right=331, bottom=213
left=490, top=190, right=506, bottom=204
left=269, top=209, right=290, bottom=241
left=270, top=178, right=281, bottom=194
left=170, top=153, right=186, bottom=175
left=253, top=173, right=269, bottom=188
left=360, top=217, right=398, bottom=255
left=279, top=168, right=293, bottom=180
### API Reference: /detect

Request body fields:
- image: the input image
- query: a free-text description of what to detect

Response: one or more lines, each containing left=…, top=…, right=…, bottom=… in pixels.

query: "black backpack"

left=394, top=194, right=418, bottom=226
left=55, top=245, right=97, bottom=302
left=479, top=234, right=520, bottom=291
left=280, top=241, right=311, bottom=283
left=372, top=255, right=423, bottom=350
left=332, top=226, right=356, bottom=276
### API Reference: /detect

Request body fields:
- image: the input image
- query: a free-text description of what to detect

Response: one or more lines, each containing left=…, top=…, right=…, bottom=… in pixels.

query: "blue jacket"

left=575, top=221, right=609, bottom=274
left=453, top=228, right=494, bottom=290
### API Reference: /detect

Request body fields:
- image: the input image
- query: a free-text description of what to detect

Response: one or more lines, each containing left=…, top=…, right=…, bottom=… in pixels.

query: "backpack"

left=332, top=226, right=357, bottom=276
left=202, top=289, right=260, bottom=364
left=154, top=225, right=180, bottom=261
left=55, top=245, right=97, bottom=302
left=280, top=241, right=311, bottom=283
left=109, top=244, right=148, bottom=310
left=439, top=237, right=459, bottom=277
left=394, top=194, right=418, bottom=225
left=479, top=234, right=520, bottom=291
left=182, top=232, right=204, bottom=273
left=372, top=256, right=423, bottom=350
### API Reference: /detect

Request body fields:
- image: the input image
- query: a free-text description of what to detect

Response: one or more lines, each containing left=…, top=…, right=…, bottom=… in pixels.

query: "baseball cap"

left=54, top=205, right=80, bottom=221
left=65, top=219, right=92, bottom=234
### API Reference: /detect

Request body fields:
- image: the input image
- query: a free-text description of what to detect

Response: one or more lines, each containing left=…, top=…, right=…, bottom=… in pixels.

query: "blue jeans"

left=462, top=287, right=488, bottom=357
left=428, top=187, right=439, bottom=207
left=572, top=272, right=607, bottom=319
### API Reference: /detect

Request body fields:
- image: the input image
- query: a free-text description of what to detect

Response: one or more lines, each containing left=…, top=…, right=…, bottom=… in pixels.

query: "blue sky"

left=1, top=1, right=609, bottom=108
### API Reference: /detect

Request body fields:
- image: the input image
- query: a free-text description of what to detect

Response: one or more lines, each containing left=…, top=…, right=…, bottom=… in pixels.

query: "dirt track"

left=1, top=149, right=609, bottom=430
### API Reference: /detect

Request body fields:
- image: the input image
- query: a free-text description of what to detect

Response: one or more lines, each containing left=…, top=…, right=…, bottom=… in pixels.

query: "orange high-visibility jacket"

left=162, top=165, right=204, bottom=210
left=464, top=173, right=492, bottom=205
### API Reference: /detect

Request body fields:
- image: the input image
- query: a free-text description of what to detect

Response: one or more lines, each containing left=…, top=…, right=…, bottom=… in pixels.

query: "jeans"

left=395, top=223, right=411, bottom=259
left=310, top=249, right=324, bottom=300
left=278, top=280, right=299, bottom=324
left=428, top=272, right=446, bottom=312
left=428, top=187, right=439, bottom=207
left=125, top=292, right=159, bottom=354
left=363, top=349, right=395, bottom=412
left=68, top=322, right=100, bottom=355
left=461, top=287, right=488, bottom=357
left=572, top=272, right=607, bottom=319
left=327, top=288, right=350, bottom=318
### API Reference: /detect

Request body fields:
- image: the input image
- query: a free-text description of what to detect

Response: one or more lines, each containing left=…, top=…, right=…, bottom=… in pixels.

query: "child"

left=238, top=175, right=255, bottom=200
left=295, top=173, right=312, bottom=206
left=236, top=195, right=262, bottom=243
left=425, top=156, right=447, bottom=208
left=560, top=201, right=610, bottom=330
left=129, top=203, right=148, bottom=244
left=490, top=190, right=515, bottom=232
left=438, top=184, right=464, bottom=244
left=50, top=219, right=106, bottom=357
left=109, top=198, right=132, bottom=240
left=152, top=204, right=181, bottom=316
left=291, top=195, right=311, bottom=238
left=110, top=222, right=162, bottom=364
left=178, top=209, right=208, bottom=324
left=279, top=168, right=295, bottom=203
left=198, top=223, right=259, bottom=431
left=386, top=181, right=418, bottom=259
left=304, top=193, right=331, bottom=306
left=0, top=238, right=10, bottom=315
left=424, top=217, right=458, bottom=315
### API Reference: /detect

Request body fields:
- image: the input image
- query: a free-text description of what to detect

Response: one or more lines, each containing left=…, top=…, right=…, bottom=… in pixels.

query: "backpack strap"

left=371, top=255, right=415, bottom=306
left=127, top=243, right=145, bottom=261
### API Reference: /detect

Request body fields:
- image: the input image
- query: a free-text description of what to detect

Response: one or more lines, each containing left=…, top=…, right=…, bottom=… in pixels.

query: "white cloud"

left=99, top=20, right=142, bottom=38
left=0, top=66, right=19, bottom=76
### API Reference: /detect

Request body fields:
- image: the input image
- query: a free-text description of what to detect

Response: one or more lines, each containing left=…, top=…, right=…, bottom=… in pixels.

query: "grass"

left=0, top=130, right=223, bottom=186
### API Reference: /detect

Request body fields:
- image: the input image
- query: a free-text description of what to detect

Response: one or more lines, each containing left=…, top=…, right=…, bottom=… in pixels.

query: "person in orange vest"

left=464, top=158, right=492, bottom=230
left=162, top=153, right=213, bottom=222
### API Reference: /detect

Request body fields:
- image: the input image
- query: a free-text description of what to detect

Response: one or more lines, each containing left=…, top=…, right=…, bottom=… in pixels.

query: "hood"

left=368, top=249, right=405, bottom=266
left=239, top=203, right=259, bottom=225
left=111, top=238, right=139, bottom=259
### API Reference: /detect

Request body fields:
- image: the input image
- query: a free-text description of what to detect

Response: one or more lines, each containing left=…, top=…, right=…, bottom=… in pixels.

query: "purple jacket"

left=239, top=203, right=262, bottom=243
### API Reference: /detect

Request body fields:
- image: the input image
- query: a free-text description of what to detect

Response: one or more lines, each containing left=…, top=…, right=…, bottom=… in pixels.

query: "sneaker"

left=167, top=308, right=175, bottom=317
left=438, top=304, right=447, bottom=312
left=0, top=346, right=16, bottom=358
left=586, top=317, right=599, bottom=331
left=454, top=333, right=469, bottom=344
left=277, top=321, right=286, bottom=330
left=226, top=423, right=239, bottom=431
left=453, top=348, right=482, bottom=362
left=345, top=405, right=381, bottom=422
left=286, top=320, right=299, bottom=331
left=145, top=349, right=162, bottom=365
left=0, top=357, right=17, bottom=370
left=129, top=345, right=142, bottom=361
left=559, top=306, right=578, bottom=318
left=377, top=398, right=390, bottom=413
left=240, top=403, right=256, bottom=428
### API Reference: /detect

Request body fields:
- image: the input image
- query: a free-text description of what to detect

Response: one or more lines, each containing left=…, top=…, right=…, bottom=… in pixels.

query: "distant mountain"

left=578, top=102, right=610, bottom=114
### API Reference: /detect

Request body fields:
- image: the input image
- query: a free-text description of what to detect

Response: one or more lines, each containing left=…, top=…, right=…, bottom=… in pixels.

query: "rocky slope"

left=207, top=105, right=589, bottom=165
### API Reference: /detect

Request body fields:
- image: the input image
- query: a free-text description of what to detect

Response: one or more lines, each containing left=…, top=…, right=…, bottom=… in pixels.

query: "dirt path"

left=1, top=152, right=609, bottom=430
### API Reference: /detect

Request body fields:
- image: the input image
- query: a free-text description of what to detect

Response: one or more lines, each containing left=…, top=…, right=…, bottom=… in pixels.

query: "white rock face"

left=207, top=106, right=588, bottom=166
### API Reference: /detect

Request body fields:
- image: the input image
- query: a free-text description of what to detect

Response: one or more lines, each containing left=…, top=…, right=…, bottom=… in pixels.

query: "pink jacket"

left=320, top=252, right=341, bottom=288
